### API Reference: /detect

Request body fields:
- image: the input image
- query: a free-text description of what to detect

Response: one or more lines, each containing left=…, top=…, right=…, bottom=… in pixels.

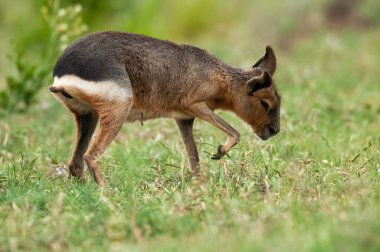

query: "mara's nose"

left=268, top=126, right=279, bottom=136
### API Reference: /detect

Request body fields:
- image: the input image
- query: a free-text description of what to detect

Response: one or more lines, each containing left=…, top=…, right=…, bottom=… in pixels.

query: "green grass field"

left=1, top=11, right=380, bottom=252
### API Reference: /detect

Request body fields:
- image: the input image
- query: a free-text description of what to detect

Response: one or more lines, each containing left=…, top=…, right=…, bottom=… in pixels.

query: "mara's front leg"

left=175, top=118, right=200, bottom=174
left=186, top=102, right=240, bottom=160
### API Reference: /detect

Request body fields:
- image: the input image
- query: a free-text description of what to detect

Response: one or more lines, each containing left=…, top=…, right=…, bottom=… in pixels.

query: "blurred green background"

left=1, top=0, right=380, bottom=111
left=0, top=0, right=379, bottom=251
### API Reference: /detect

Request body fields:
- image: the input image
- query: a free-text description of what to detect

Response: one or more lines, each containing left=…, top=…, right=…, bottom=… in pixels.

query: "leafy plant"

left=0, top=48, right=46, bottom=112
left=0, top=0, right=86, bottom=113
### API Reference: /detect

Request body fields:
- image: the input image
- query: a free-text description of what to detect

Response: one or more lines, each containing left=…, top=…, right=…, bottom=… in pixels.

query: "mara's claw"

left=211, top=145, right=224, bottom=160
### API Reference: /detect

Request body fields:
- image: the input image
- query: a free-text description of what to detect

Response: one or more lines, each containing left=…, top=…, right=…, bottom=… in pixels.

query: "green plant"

left=0, top=48, right=46, bottom=112
left=0, top=0, right=86, bottom=113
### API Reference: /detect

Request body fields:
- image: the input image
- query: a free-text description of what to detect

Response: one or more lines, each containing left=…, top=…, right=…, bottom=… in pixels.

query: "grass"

left=1, top=26, right=380, bottom=251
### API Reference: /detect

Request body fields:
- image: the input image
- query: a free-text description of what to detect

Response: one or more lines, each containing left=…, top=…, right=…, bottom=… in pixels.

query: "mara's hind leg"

left=68, top=110, right=98, bottom=181
left=84, top=98, right=132, bottom=186
left=51, top=72, right=134, bottom=186
left=50, top=85, right=99, bottom=181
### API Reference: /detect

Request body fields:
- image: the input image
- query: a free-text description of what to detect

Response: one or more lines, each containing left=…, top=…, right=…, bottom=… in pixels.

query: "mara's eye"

left=260, top=100, right=269, bottom=110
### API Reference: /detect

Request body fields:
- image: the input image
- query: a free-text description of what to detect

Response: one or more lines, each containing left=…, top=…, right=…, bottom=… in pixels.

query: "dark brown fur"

left=51, top=32, right=281, bottom=186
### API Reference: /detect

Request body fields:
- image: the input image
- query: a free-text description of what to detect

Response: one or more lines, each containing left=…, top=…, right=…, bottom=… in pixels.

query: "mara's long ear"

left=252, top=46, right=276, bottom=76
left=246, top=71, right=272, bottom=95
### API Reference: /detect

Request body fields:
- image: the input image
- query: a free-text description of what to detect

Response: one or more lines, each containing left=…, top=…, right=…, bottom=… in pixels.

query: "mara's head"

left=237, top=46, right=281, bottom=140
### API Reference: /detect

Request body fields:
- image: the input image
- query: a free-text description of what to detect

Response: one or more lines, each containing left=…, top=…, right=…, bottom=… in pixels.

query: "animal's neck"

left=214, top=64, right=253, bottom=110
left=224, top=65, right=253, bottom=85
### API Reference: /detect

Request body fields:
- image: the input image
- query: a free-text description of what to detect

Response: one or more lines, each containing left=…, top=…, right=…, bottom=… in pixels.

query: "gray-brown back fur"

left=53, top=31, right=250, bottom=110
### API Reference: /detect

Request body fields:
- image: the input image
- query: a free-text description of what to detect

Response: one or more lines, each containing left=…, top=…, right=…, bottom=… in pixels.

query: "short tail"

left=49, top=85, right=73, bottom=99
left=49, top=85, right=62, bottom=93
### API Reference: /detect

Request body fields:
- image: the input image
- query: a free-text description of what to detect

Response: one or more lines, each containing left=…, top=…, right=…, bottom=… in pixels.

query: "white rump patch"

left=52, top=75, right=132, bottom=101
